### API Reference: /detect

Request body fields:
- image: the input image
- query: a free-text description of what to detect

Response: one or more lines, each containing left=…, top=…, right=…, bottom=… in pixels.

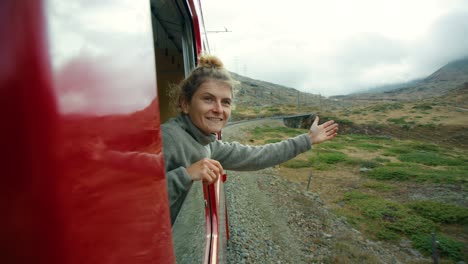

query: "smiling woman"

left=178, top=56, right=235, bottom=134
left=181, top=79, right=233, bottom=134
left=162, top=55, right=340, bottom=224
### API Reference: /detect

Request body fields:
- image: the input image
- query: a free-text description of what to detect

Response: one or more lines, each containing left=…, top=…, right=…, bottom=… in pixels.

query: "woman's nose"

left=212, top=101, right=223, bottom=113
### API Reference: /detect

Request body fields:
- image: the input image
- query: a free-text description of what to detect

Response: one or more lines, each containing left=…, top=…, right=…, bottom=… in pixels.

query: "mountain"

left=352, top=78, right=423, bottom=94
left=425, top=57, right=468, bottom=83
left=228, top=72, right=325, bottom=120
left=230, top=72, right=320, bottom=107
left=232, top=57, right=468, bottom=105
left=341, top=57, right=468, bottom=101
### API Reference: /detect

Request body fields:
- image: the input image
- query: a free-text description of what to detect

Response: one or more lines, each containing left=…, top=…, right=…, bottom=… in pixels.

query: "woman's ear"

left=180, top=98, right=189, bottom=114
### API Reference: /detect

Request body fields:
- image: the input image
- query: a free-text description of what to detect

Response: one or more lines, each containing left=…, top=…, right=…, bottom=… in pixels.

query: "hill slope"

left=231, top=72, right=320, bottom=107
left=230, top=72, right=324, bottom=120
left=344, top=57, right=468, bottom=101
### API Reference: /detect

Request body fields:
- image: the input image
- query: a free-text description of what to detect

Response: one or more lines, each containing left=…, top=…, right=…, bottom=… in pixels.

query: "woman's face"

left=181, top=80, right=232, bottom=135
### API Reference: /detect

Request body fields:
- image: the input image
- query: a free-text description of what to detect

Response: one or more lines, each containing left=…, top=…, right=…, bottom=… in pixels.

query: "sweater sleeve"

left=161, top=126, right=195, bottom=224
left=212, top=133, right=311, bottom=171
left=165, top=167, right=193, bottom=224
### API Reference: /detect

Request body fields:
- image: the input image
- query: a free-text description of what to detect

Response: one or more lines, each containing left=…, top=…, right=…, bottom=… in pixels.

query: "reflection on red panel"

left=1, top=0, right=175, bottom=263
left=58, top=99, right=174, bottom=263
left=53, top=54, right=156, bottom=116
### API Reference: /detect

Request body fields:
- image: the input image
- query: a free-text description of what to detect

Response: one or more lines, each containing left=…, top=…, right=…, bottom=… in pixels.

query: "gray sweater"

left=162, top=114, right=312, bottom=224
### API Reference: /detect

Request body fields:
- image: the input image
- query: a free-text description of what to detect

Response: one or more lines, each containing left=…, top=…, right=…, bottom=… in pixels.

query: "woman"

left=163, top=55, right=338, bottom=223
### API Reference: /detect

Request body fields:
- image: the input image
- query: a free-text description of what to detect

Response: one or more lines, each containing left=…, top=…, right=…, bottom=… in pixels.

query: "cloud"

left=411, top=11, right=468, bottom=74
left=203, top=0, right=468, bottom=96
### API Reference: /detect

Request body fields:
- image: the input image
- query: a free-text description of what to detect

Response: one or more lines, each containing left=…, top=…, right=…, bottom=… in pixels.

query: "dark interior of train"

left=150, top=0, right=197, bottom=123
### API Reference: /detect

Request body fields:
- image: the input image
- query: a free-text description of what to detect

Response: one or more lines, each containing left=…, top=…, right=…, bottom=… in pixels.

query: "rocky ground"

left=222, top=120, right=433, bottom=264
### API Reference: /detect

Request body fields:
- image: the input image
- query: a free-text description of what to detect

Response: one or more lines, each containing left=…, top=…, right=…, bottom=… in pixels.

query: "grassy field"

left=237, top=122, right=468, bottom=263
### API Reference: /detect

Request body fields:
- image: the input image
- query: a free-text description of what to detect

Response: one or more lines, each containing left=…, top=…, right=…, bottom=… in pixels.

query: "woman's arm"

left=212, top=133, right=311, bottom=171
left=213, top=116, right=338, bottom=171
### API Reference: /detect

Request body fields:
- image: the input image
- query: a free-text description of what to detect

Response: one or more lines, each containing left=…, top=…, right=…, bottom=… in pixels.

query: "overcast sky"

left=201, top=0, right=468, bottom=96
left=47, top=0, right=157, bottom=114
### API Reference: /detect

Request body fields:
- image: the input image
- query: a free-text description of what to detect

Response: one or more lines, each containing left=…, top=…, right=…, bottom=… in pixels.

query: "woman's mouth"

left=206, top=117, right=223, bottom=121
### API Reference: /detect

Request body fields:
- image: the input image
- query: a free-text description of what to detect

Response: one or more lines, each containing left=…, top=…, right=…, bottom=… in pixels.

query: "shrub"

left=412, top=104, right=433, bottom=110
left=384, top=146, right=413, bottom=155
left=346, top=134, right=392, bottom=141
left=385, top=162, right=414, bottom=167
left=376, top=229, right=399, bottom=240
left=320, top=141, right=346, bottom=150
left=417, top=123, right=437, bottom=129
left=355, top=143, right=383, bottom=151
left=360, top=160, right=381, bottom=168
left=398, top=152, right=464, bottom=166
left=341, top=191, right=437, bottom=238
left=317, top=152, right=348, bottom=164
left=387, top=117, right=408, bottom=125
left=385, top=214, right=436, bottom=236
left=367, top=167, right=415, bottom=181
left=411, top=233, right=464, bottom=261
left=370, top=103, right=403, bottom=112
left=366, top=164, right=466, bottom=185
left=409, top=143, right=440, bottom=152
left=363, top=182, right=396, bottom=192
left=372, top=157, right=390, bottom=163
left=407, top=201, right=468, bottom=224
left=344, top=158, right=366, bottom=166
left=311, top=162, right=332, bottom=171
left=274, top=126, right=305, bottom=136
left=282, top=159, right=312, bottom=168
left=328, top=116, right=354, bottom=125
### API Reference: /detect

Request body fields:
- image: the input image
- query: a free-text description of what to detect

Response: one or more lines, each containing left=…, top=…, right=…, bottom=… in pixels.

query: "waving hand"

left=308, top=116, right=339, bottom=144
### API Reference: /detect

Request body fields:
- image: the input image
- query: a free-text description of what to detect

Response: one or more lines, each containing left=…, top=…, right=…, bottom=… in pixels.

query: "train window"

left=150, top=0, right=207, bottom=263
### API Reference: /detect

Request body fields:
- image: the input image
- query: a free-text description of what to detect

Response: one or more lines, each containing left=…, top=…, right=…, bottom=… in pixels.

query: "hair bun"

left=198, top=55, right=224, bottom=69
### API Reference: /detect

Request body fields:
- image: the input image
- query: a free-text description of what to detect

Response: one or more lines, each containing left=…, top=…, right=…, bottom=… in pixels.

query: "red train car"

left=0, top=0, right=227, bottom=263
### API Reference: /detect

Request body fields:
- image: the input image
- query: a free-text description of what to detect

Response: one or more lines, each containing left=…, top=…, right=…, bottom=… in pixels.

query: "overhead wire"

left=197, top=0, right=211, bottom=54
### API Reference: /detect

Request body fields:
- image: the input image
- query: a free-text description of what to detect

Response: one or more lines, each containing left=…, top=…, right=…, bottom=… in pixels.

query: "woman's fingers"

left=206, top=159, right=223, bottom=175
left=312, top=116, right=319, bottom=126
left=205, top=160, right=222, bottom=182
left=321, top=120, right=336, bottom=129
left=325, top=123, right=338, bottom=134
left=203, top=170, right=217, bottom=184
left=186, top=158, right=224, bottom=183
left=320, top=120, right=338, bottom=135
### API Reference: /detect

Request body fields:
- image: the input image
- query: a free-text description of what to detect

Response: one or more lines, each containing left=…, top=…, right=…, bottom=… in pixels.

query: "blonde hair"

left=177, top=55, right=238, bottom=108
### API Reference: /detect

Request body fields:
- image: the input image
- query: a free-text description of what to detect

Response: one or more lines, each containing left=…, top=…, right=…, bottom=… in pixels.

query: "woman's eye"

left=222, top=100, right=231, bottom=106
left=203, top=97, right=213, bottom=102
